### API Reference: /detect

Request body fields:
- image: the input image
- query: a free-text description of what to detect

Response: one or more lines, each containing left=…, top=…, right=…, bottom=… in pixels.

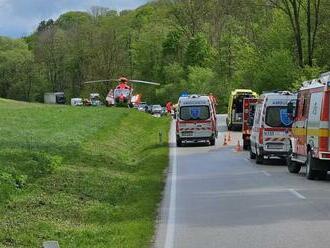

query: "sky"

left=0, top=0, right=149, bottom=38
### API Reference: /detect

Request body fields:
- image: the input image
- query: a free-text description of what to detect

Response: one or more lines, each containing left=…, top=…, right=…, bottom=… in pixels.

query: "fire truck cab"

left=176, top=95, right=217, bottom=147
left=227, top=89, right=258, bottom=131
left=250, top=91, right=297, bottom=164
left=287, top=73, right=330, bottom=180
left=242, top=98, right=258, bottom=150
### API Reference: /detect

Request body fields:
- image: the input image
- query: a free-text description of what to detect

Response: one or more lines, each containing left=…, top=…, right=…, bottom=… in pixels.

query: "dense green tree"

left=1, top=0, right=330, bottom=107
left=184, top=34, right=213, bottom=68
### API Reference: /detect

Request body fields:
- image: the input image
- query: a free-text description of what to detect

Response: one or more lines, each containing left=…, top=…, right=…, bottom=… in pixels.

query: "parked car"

left=151, top=105, right=163, bottom=115
left=44, top=92, right=66, bottom=105
left=71, top=98, right=83, bottom=106
left=138, top=102, right=148, bottom=112
left=146, top=105, right=153, bottom=114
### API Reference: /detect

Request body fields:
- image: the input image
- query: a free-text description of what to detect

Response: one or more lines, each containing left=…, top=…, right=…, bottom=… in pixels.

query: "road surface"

left=154, top=114, right=330, bottom=248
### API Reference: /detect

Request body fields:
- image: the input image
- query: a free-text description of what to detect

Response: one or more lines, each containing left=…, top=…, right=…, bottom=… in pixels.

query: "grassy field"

left=0, top=99, right=170, bottom=247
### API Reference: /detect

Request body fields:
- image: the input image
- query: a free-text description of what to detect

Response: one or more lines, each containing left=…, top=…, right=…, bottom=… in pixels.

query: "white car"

left=71, top=98, right=83, bottom=106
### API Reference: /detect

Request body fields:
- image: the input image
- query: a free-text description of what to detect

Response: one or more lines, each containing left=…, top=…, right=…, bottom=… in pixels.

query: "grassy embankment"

left=0, top=98, right=170, bottom=247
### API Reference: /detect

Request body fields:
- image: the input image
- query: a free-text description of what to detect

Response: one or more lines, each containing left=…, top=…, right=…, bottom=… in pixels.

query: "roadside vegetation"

left=0, top=99, right=170, bottom=247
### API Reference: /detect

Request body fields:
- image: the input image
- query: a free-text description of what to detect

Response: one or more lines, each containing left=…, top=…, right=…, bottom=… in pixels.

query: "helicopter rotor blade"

left=83, top=79, right=119, bottom=85
left=129, top=80, right=160, bottom=86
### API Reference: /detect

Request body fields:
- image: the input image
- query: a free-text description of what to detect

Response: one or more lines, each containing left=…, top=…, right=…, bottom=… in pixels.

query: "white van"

left=250, top=91, right=297, bottom=164
left=176, top=95, right=217, bottom=146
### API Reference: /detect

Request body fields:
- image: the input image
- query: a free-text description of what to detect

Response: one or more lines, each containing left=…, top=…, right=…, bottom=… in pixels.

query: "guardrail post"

left=159, top=131, right=163, bottom=145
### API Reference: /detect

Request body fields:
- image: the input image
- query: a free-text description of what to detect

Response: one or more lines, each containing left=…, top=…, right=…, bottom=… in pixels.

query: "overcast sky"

left=0, top=0, right=148, bottom=38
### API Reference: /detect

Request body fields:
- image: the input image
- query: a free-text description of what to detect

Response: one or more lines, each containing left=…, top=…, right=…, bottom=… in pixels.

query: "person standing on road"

left=166, top=101, right=172, bottom=115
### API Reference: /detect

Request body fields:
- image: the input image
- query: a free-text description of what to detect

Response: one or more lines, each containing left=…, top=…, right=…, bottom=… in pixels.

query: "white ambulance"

left=287, top=73, right=330, bottom=180
left=176, top=95, right=217, bottom=146
left=250, top=91, right=297, bottom=164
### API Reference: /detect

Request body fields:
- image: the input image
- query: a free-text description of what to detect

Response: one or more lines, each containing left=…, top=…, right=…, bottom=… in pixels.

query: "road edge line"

left=288, top=188, right=306, bottom=200
left=262, top=170, right=272, bottom=177
left=164, top=123, right=177, bottom=248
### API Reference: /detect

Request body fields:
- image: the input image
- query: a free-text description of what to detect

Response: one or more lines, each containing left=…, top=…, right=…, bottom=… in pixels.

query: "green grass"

left=0, top=99, right=170, bottom=247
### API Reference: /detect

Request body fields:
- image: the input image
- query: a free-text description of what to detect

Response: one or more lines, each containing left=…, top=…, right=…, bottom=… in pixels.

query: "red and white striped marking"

left=264, top=137, right=287, bottom=142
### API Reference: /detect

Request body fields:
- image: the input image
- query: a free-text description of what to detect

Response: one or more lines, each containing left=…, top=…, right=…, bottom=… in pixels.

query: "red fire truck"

left=242, top=98, right=258, bottom=150
left=287, top=73, right=330, bottom=180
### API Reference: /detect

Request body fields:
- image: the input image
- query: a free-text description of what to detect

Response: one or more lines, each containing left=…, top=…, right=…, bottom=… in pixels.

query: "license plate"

left=267, top=144, right=283, bottom=149
left=182, top=131, right=193, bottom=137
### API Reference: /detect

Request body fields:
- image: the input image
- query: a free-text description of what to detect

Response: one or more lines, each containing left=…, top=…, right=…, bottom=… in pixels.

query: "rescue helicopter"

left=83, top=77, right=160, bottom=107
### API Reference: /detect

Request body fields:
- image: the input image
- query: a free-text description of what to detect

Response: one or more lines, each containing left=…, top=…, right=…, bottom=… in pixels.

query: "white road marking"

left=288, top=189, right=306, bottom=200
left=262, top=170, right=272, bottom=177
left=164, top=126, right=177, bottom=248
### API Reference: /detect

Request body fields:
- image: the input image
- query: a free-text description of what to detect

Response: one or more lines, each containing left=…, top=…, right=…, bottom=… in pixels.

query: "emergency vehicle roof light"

left=302, top=79, right=324, bottom=88
left=320, top=72, right=330, bottom=85
left=320, top=71, right=330, bottom=78
left=190, top=94, right=200, bottom=98
left=280, top=91, right=292, bottom=95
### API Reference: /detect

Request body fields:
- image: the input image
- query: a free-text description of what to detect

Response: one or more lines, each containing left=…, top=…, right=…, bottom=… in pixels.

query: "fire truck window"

left=266, top=106, right=294, bottom=127
left=233, top=96, right=244, bottom=113
left=302, top=98, right=308, bottom=117
left=248, top=105, right=256, bottom=127
left=180, top=106, right=210, bottom=121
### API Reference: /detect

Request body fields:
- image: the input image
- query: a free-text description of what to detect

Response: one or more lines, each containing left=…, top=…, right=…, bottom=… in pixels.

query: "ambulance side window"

left=296, top=93, right=307, bottom=119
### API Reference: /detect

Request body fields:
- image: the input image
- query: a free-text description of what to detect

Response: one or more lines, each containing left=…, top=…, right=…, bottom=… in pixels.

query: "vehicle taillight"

left=259, top=128, right=264, bottom=144
left=321, top=153, right=330, bottom=159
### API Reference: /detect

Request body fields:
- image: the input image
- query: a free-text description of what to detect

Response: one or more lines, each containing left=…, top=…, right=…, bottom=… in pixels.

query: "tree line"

left=0, top=0, right=330, bottom=111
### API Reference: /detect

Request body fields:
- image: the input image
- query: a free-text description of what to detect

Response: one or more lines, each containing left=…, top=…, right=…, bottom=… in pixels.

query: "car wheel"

left=250, top=148, right=256, bottom=159
left=306, top=151, right=318, bottom=180
left=318, top=171, right=328, bottom=180
left=176, top=138, right=182, bottom=147
left=256, top=147, right=263, bottom=164
left=287, top=156, right=301, bottom=174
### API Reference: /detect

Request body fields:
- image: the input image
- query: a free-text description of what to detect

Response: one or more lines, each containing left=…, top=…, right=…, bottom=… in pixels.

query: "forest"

left=0, top=0, right=329, bottom=111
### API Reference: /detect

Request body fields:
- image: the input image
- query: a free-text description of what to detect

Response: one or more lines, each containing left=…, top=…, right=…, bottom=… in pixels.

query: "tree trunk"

left=306, top=0, right=313, bottom=66
left=292, top=0, right=304, bottom=67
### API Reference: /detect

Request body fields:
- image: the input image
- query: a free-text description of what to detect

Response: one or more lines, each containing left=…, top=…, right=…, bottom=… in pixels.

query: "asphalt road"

left=154, top=114, right=330, bottom=248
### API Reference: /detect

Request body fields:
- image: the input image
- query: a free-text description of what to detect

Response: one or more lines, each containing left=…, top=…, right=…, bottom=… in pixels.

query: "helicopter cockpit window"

left=114, top=89, right=130, bottom=97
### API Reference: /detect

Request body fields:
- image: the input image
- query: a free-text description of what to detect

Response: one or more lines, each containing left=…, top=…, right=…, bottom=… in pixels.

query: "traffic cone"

left=235, top=140, right=242, bottom=152
left=228, top=132, right=232, bottom=142
left=223, top=135, right=228, bottom=146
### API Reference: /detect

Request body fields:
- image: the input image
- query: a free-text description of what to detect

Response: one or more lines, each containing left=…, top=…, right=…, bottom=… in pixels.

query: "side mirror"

left=287, top=101, right=296, bottom=118
left=248, top=117, right=254, bottom=127
left=287, top=102, right=294, bottom=114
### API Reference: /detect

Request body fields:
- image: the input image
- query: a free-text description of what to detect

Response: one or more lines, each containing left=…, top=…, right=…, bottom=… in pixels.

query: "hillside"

left=1, top=1, right=330, bottom=112
left=0, top=100, right=170, bottom=247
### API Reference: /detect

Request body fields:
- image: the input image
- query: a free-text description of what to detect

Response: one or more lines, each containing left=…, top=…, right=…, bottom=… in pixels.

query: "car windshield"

left=180, top=106, right=210, bottom=121
left=152, top=105, right=162, bottom=110
left=265, top=106, right=294, bottom=127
